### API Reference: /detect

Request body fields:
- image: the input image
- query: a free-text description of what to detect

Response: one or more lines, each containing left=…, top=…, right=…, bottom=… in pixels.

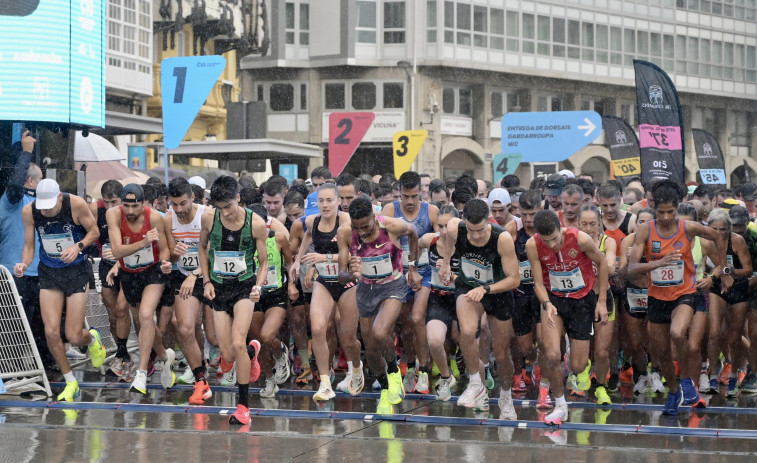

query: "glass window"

left=474, top=5, right=487, bottom=47
left=300, top=84, right=308, bottom=110
left=300, top=4, right=310, bottom=44
left=650, top=32, right=662, bottom=56
left=523, top=13, right=535, bottom=40
left=459, top=88, right=472, bottom=116
left=491, top=8, right=504, bottom=49
left=444, top=1, right=454, bottom=28
left=325, top=83, right=345, bottom=110
left=356, top=1, right=377, bottom=43
left=442, top=88, right=455, bottom=114
left=582, top=22, right=594, bottom=47
left=553, top=18, right=565, bottom=43
left=538, top=16, right=550, bottom=42
left=637, top=31, right=648, bottom=56
left=688, top=37, right=699, bottom=61
left=352, top=82, right=376, bottom=110
left=491, top=92, right=503, bottom=118
left=568, top=20, right=580, bottom=46
left=624, top=29, right=635, bottom=53
left=383, top=83, right=404, bottom=108
left=457, top=2, right=471, bottom=30
left=596, top=25, right=608, bottom=49
left=427, top=0, right=437, bottom=42
left=506, top=11, right=519, bottom=37
left=286, top=3, right=295, bottom=45
left=257, top=84, right=264, bottom=102
left=270, top=84, right=294, bottom=111
left=384, top=1, right=405, bottom=43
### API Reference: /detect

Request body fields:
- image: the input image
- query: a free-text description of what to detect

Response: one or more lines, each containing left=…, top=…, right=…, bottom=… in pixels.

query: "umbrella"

left=74, top=131, right=125, bottom=162
left=78, top=161, right=150, bottom=198
left=143, top=167, right=189, bottom=181
left=199, top=169, right=236, bottom=187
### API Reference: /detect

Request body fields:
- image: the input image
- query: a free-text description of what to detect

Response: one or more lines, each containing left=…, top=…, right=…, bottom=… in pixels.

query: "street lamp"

left=397, top=60, right=414, bottom=130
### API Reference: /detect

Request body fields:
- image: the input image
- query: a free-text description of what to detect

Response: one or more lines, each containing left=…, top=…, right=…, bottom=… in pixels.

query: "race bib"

left=650, top=260, right=684, bottom=287
left=727, top=255, right=734, bottom=267
left=101, top=243, right=116, bottom=263
left=123, top=245, right=155, bottom=269
left=430, top=266, right=456, bottom=291
left=315, top=261, right=339, bottom=281
left=626, top=287, right=648, bottom=314
left=41, top=232, right=75, bottom=258
left=518, top=260, right=533, bottom=285
left=213, top=251, right=247, bottom=278
left=461, top=257, right=494, bottom=285
left=548, top=267, right=585, bottom=293
left=263, top=265, right=279, bottom=289
left=401, top=244, right=429, bottom=268
left=361, top=253, right=393, bottom=280
left=180, top=247, right=200, bottom=270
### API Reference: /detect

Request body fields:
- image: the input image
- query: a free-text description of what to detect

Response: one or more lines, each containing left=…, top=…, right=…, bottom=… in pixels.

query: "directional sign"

left=501, top=111, right=602, bottom=162
left=393, top=130, right=427, bottom=179
left=161, top=56, right=226, bottom=150
left=492, top=153, right=523, bottom=186
left=279, top=164, right=298, bottom=184
left=328, top=112, right=375, bottom=176
left=0, top=376, right=5, bottom=394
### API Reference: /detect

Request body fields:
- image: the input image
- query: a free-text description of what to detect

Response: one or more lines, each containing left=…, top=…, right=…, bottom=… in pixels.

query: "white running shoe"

left=699, top=372, right=710, bottom=393
left=313, top=381, right=336, bottom=401
left=457, top=381, right=486, bottom=408
left=273, top=343, right=291, bottom=384
left=349, top=363, right=365, bottom=396
left=336, top=371, right=352, bottom=393
left=177, top=366, right=195, bottom=385
left=633, top=375, right=649, bottom=395
left=649, top=372, right=665, bottom=394
left=221, top=364, right=237, bottom=386
left=416, top=371, right=430, bottom=394
left=403, top=367, right=417, bottom=393
left=260, top=377, right=279, bottom=398
left=160, top=348, right=176, bottom=389
left=130, top=370, right=147, bottom=395
left=435, top=376, right=457, bottom=401
left=473, top=392, right=490, bottom=411
left=498, top=394, right=517, bottom=420
left=544, top=402, right=568, bottom=425
left=66, top=344, right=88, bottom=360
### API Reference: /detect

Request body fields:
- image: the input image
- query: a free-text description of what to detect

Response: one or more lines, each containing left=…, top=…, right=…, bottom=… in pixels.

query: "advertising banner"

left=692, top=129, right=727, bottom=187
left=603, top=116, right=641, bottom=186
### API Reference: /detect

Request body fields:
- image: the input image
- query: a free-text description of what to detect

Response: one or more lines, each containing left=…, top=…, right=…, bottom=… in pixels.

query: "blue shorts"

left=401, top=266, right=431, bottom=303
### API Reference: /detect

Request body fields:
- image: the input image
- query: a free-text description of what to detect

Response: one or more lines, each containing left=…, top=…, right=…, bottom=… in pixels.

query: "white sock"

left=554, top=395, right=567, bottom=406
left=352, top=361, right=362, bottom=375
left=63, top=371, right=76, bottom=383
left=320, top=374, right=331, bottom=387
left=88, top=332, right=97, bottom=346
left=499, top=388, right=512, bottom=400
left=347, top=361, right=353, bottom=371
left=469, top=372, right=482, bottom=384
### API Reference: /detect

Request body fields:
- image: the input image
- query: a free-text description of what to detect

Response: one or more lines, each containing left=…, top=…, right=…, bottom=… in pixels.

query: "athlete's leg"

left=727, top=302, right=749, bottom=376
left=309, top=282, right=336, bottom=375
left=707, top=293, right=726, bottom=374
left=540, top=314, right=567, bottom=398
left=411, top=287, right=431, bottom=369
left=427, top=320, right=450, bottom=377
left=490, top=318, right=515, bottom=392
left=40, top=289, right=71, bottom=374
left=62, top=290, right=92, bottom=347
left=174, top=295, right=203, bottom=370
left=593, top=319, right=615, bottom=385
left=335, top=287, right=362, bottom=366
left=231, top=299, right=255, bottom=384
left=456, top=296, right=485, bottom=377
left=136, top=283, right=167, bottom=370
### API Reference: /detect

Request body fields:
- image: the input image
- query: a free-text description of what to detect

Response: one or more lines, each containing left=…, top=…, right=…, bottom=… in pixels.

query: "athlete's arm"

left=288, top=218, right=305, bottom=256
left=153, top=209, right=172, bottom=273
left=106, top=207, right=151, bottom=259
left=491, top=231, right=520, bottom=294
left=505, top=219, right=518, bottom=239
left=627, top=212, right=638, bottom=234
left=686, top=220, right=732, bottom=288
left=251, top=213, right=269, bottom=288
left=379, top=202, right=395, bottom=218
left=418, top=232, right=436, bottom=249
left=526, top=237, right=557, bottom=327
left=337, top=222, right=357, bottom=285
left=385, top=216, right=421, bottom=290
left=578, top=231, right=608, bottom=323
left=198, top=210, right=215, bottom=300
left=731, top=233, right=753, bottom=278
left=628, top=223, right=670, bottom=276
left=428, top=203, right=440, bottom=233
left=13, top=204, right=36, bottom=277
left=291, top=215, right=314, bottom=282
left=438, top=218, right=461, bottom=284
left=71, top=194, right=99, bottom=248
left=603, top=236, right=617, bottom=273
left=163, top=211, right=180, bottom=263
left=696, top=238, right=717, bottom=290
left=617, top=233, right=634, bottom=284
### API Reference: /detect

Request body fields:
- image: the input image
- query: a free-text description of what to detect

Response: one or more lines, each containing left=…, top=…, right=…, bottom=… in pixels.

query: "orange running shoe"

left=737, top=368, right=747, bottom=387
left=229, top=404, right=250, bottom=425
left=189, top=379, right=212, bottom=405
left=619, top=366, right=633, bottom=385
left=522, top=368, right=532, bottom=386
left=512, top=374, right=527, bottom=392
left=674, top=361, right=681, bottom=378
left=536, top=385, right=553, bottom=409
left=719, top=363, right=732, bottom=385
left=219, top=357, right=234, bottom=374
left=248, top=340, right=261, bottom=382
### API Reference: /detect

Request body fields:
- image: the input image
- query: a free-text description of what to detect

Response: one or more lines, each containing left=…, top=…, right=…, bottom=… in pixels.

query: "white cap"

left=488, top=188, right=511, bottom=207
left=188, top=176, right=206, bottom=189
left=558, top=169, right=575, bottom=179
left=35, top=178, right=61, bottom=210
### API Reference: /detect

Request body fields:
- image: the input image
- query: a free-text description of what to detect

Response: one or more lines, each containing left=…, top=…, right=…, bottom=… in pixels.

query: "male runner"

left=557, top=184, right=583, bottom=228
left=263, top=180, right=288, bottom=224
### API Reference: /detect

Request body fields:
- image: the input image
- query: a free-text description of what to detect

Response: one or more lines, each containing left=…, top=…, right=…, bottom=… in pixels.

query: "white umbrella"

left=74, top=131, right=125, bottom=162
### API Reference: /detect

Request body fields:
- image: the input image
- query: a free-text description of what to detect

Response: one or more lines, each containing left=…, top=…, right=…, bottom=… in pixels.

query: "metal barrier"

left=0, top=265, right=52, bottom=397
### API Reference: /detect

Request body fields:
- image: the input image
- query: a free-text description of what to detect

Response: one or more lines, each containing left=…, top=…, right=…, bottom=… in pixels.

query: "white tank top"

left=172, top=204, right=205, bottom=275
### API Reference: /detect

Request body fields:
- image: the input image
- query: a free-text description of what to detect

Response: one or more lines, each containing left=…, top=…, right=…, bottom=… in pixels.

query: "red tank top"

left=118, top=205, right=160, bottom=273
left=645, top=219, right=695, bottom=301
left=350, top=215, right=403, bottom=284
left=534, top=228, right=595, bottom=299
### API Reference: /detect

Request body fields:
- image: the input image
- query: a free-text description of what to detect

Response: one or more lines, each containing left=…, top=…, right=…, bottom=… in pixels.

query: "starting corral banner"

left=603, top=116, right=641, bottom=186
left=692, top=129, right=727, bottom=187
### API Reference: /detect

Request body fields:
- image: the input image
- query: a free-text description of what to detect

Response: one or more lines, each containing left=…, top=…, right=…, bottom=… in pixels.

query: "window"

left=491, top=92, right=504, bottom=118
left=621, top=103, right=635, bottom=126
left=506, top=11, right=519, bottom=52
left=427, top=0, right=437, bottom=42
left=537, top=95, right=564, bottom=112
left=442, top=88, right=455, bottom=114
left=732, top=111, right=749, bottom=146
left=473, top=6, right=487, bottom=48
left=384, top=1, right=405, bottom=44
left=352, top=82, right=376, bottom=110
left=286, top=3, right=295, bottom=44
left=300, top=84, right=308, bottom=110
left=270, top=84, right=294, bottom=111
left=522, top=13, right=534, bottom=54
left=490, top=8, right=504, bottom=49
left=324, top=81, right=403, bottom=111
left=444, top=1, right=454, bottom=43
left=553, top=17, right=565, bottom=57
left=383, top=83, right=404, bottom=108
left=456, top=2, right=471, bottom=45
left=442, top=86, right=473, bottom=116
left=108, top=0, right=151, bottom=74
left=325, top=83, right=346, bottom=110
left=537, top=16, right=550, bottom=56
left=459, top=88, right=472, bottom=115
left=300, top=3, right=310, bottom=45
left=256, top=83, right=308, bottom=112
left=356, top=1, right=377, bottom=43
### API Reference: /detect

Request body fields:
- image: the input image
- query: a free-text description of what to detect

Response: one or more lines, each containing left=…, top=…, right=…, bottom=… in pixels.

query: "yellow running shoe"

left=387, top=371, right=405, bottom=405
left=377, top=389, right=394, bottom=414
left=594, top=385, right=612, bottom=405
left=88, top=329, right=106, bottom=368
left=57, top=380, right=80, bottom=402
left=576, top=360, right=592, bottom=391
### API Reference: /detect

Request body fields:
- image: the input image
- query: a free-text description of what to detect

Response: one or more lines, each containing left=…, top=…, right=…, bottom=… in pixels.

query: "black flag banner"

left=603, top=116, right=641, bottom=186
left=692, top=129, right=727, bottom=187
left=633, top=60, right=685, bottom=185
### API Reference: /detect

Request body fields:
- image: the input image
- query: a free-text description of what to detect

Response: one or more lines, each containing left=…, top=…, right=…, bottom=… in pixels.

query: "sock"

left=116, top=338, right=129, bottom=360
left=387, top=359, right=399, bottom=375
left=88, top=332, right=97, bottom=346
left=710, top=373, right=718, bottom=380
left=237, top=383, right=249, bottom=407
left=377, top=373, right=389, bottom=390
left=193, top=365, right=207, bottom=383
left=484, top=363, right=490, bottom=369
left=419, top=365, right=430, bottom=374
left=499, top=388, right=512, bottom=400
left=540, top=379, right=550, bottom=388
left=352, top=361, right=362, bottom=375
left=554, top=395, right=567, bottom=406
left=469, top=372, right=482, bottom=384
left=441, top=375, right=450, bottom=380
left=63, top=371, right=76, bottom=383
left=347, top=361, right=353, bottom=370
left=298, top=349, right=310, bottom=368
left=320, top=374, right=331, bottom=387
left=138, top=369, right=147, bottom=375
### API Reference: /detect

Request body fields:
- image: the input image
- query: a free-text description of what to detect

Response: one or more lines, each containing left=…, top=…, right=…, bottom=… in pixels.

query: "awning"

left=126, top=138, right=323, bottom=160
left=90, top=111, right=163, bottom=136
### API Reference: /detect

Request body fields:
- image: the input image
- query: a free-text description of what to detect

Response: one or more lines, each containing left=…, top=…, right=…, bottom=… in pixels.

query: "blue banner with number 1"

left=161, top=56, right=226, bottom=150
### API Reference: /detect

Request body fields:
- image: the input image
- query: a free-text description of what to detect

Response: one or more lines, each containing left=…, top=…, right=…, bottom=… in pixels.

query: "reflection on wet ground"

left=3, top=370, right=757, bottom=462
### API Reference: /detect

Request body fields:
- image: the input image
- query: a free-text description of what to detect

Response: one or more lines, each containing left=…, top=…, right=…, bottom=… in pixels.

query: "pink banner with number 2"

left=638, top=124, right=683, bottom=150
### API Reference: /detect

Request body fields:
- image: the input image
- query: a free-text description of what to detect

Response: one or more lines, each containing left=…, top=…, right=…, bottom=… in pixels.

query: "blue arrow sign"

left=501, top=111, right=602, bottom=162
left=492, top=153, right=523, bottom=186
left=161, top=56, right=226, bottom=150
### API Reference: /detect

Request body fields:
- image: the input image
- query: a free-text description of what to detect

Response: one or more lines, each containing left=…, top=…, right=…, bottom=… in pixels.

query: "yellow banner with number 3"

left=393, top=130, right=428, bottom=179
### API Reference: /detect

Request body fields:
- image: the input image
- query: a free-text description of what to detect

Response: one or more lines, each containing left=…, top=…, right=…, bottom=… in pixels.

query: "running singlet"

left=32, top=193, right=88, bottom=268
left=645, top=219, right=696, bottom=301
left=455, top=222, right=505, bottom=289
left=118, top=205, right=160, bottom=273
left=172, top=205, right=205, bottom=275
left=605, top=213, right=632, bottom=251
left=514, top=226, right=534, bottom=295
left=312, top=215, right=340, bottom=282
left=428, top=234, right=458, bottom=294
left=534, top=228, right=595, bottom=299
left=254, top=230, right=284, bottom=289
left=208, top=208, right=257, bottom=283
left=350, top=215, right=403, bottom=285
left=392, top=200, right=432, bottom=271
left=96, top=201, right=116, bottom=264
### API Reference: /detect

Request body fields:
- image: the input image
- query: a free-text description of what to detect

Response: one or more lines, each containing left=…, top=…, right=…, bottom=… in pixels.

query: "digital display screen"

left=0, top=0, right=105, bottom=127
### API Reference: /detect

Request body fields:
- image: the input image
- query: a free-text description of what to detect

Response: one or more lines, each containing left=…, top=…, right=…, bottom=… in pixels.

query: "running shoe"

left=680, top=377, right=701, bottom=405
left=108, top=357, right=126, bottom=378
left=741, top=373, right=757, bottom=393
left=576, top=360, right=592, bottom=391
left=738, top=369, right=747, bottom=387
left=566, top=374, right=585, bottom=397
left=474, top=392, right=490, bottom=412
left=457, top=381, right=486, bottom=408
left=208, top=348, right=221, bottom=368
left=178, top=366, right=195, bottom=385
left=336, top=371, right=352, bottom=392
left=372, top=378, right=382, bottom=391
left=512, top=373, right=527, bottom=392
left=485, top=367, right=495, bottom=391
left=498, top=394, right=517, bottom=420
left=349, top=363, right=365, bottom=396
left=387, top=371, right=405, bottom=404
left=450, top=357, right=461, bottom=380
left=435, top=376, right=456, bottom=401
left=674, top=360, right=681, bottom=378
left=189, top=379, right=212, bottom=405
left=536, top=385, right=553, bottom=409
left=313, top=381, right=336, bottom=401
left=57, top=380, right=80, bottom=402
left=707, top=377, right=719, bottom=394
left=248, top=340, right=261, bottom=383
left=260, top=377, right=279, bottom=398
left=719, top=363, right=732, bottom=385
left=66, top=345, right=87, bottom=359
left=160, top=348, right=177, bottom=389
left=291, top=352, right=303, bottom=376
left=698, top=372, right=710, bottom=393
left=88, top=329, right=107, bottom=368
left=544, top=402, right=568, bottom=425
left=296, top=367, right=314, bottom=385
left=619, top=366, right=634, bottom=385
left=221, top=366, right=237, bottom=387
left=648, top=372, right=665, bottom=394
left=594, top=385, right=612, bottom=405
left=130, top=370, right=147, bottom=395
left=607, top=372, right=620, bottom=392
left=662, top=388, right=683, bottom=416
left=727, top=377, right=738, bottom=398
left=521, top=367, right=532, bottom=386
left=229, top=404, right=250, bottom=425
left=633, top=375, right=649, bottom=395
left=336, top=349, right=348, bottom=371
left=273, top=342, right=290, bottom=384
left=403, top=367, right=417, bottom=393
left=416, top=370, right=430, bottom=394
left=377, top=389, right=394, bottom=414
left=595, top=408, right=612, bottom=425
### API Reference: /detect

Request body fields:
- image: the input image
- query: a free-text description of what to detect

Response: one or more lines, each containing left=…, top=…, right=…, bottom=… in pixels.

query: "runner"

left=14, top=179, right=105, bottom=402
left=199, top=176, right=269, bottom=425
left=557, top=184, right=583, bottom=228
left=526, top=209, right=609, bottom=425
left=628, top=180, right=730, bottom=415
left=439, top=199, right=521, bottom=419
left=339, top=197, right=422, bottom=414
left=263, top=181, right=288, bottom=224
left=488, top=188, right=515, bottom=227
left=106, top=184, right=176, bottom=395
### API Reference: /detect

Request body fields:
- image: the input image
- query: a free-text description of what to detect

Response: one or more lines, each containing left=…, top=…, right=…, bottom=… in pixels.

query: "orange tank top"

left=645, top=219, right=695, bottom=301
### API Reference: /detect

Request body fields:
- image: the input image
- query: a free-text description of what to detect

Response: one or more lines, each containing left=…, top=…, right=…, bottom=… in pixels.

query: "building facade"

left=241, top=0, right=757, bottom=185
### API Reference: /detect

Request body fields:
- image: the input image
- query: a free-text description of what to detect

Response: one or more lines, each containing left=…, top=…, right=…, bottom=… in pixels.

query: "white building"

left=241, top=0, right=757, bottom=185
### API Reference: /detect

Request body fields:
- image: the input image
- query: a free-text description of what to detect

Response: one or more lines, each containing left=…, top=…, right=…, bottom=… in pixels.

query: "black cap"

left=544, top=173, right=566, bottom=196
left=120, top=183, right=145, bottom=203
left=741, top=182, right=757, bottom=201
left=729, top=205, right=751, bottom=226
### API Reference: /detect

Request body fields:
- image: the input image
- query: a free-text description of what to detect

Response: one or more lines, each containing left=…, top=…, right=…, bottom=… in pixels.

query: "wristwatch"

left=721, top=266, right=733, bottom=276
left=77, top=241, right=84, bottom=250
left=541, top=301, right=550, bottom=311
left=407, top=260, right=417, bottom=268
left=327, top=253, right=333, bottom=262
left=483, top=283, right=491, bottom=294
left=192, top=269, right=201, bottom=277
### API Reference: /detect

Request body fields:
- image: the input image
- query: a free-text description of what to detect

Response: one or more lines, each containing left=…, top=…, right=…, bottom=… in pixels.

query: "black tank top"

left=97, top=205, right=109, bottom=246
left=726, top=234, right=743, bottom=273
left=619, top=212, right=632, bottom=235
left=455, top=222, right=505, bottom=288
left=312, top=215, right=340, bottom=255
left=428, top=236, right=459, bottom=273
